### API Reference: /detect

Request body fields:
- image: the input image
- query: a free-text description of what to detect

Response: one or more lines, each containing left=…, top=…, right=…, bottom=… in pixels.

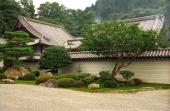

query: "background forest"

left=0, top=0, right=170, bottom=37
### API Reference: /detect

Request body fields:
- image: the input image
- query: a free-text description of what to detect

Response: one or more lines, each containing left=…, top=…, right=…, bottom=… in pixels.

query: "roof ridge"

left=22, top=16, right=64, bottom=28
left=119, top=14, right=164, bottom=23
left=70, top=49, right=170, bottom=54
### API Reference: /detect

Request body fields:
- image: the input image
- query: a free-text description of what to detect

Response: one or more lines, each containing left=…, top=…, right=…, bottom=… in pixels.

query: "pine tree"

left=1, top=31, right=34, bottom=67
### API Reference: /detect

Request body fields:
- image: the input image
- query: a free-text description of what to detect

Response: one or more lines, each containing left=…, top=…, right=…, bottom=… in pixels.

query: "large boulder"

left=2, top=79, right=15, bottom=84
left=5, top=66, right=29, bottom=79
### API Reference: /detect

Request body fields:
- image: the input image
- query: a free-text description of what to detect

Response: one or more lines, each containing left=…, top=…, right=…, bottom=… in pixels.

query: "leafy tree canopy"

left=37, top=2, right=95, bottom=37
left=81, top=22, right=161, bottom=77
left=91, top=0, right=166, bottom=20
left=0, top=0, right=22, bottom=33
left=19, top=0, right=35, bottom=18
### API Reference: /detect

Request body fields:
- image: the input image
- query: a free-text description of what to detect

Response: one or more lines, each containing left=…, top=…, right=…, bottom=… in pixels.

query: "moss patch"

left=71, top=83, right=170, bottom=93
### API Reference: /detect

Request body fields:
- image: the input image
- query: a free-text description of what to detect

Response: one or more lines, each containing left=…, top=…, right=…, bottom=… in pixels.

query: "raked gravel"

left=0, top=84, right=170, bottom=111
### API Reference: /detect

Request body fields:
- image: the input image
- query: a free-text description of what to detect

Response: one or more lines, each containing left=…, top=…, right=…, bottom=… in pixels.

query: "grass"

left=15, top=80, right=36, bottom=85
left=0, top=80, right=36, bottom=85
left=0, top=80, right=35, bottom=85
left=71, top=83, right=170, bottom=93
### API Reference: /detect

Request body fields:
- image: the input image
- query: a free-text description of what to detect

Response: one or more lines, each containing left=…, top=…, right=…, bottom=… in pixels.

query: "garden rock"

left=5, top=66, right=29, bottom=79
left=2, top=79, right=15, bottom=84
left=39, top=79, right=57, bottom=88
left=88, top=83, right=100, bottom=90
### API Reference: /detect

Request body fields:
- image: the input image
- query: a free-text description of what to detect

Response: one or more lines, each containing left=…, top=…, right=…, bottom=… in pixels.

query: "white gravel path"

left=0, top=84, right=170, bottom=111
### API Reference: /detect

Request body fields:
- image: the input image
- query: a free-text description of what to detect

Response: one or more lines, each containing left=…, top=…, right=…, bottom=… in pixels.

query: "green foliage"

left=99, top=71, right=112, bottom=82
left=57, top=78, right=75, bottom=88
left=126, top=80, right=136, bottom=86
left=82, top=22, right=160, bottom=55
left=73, top=80, right=85, bottom=88
left=4, top=31, right=29, bottom=38
left=164, top=1, right=170, bottom=46
left=0, top=0, right=22, bottom=32
left=36, top=73, right=54, bottom=84
left=18, top=72, right=36, bottom=80
left=120, top=70, right=135, bottom=81
left=92, top=0, right=166, bottom=20
left=37, top=2, right=95, bottom=36
left=0, top=73, right=7, bottom=80
left=19, top=0, right=35, bottom=18
left=104, top=80, right=119, bottom=88
left=1, top=31, right=34, bottom=66
left=82, top=22, right=161, bottom=77
left=82, top=75, right=97, bottom=85
left=56, top=73, right=79, bottom=80
left=77, top=73, right=92, bottom=79
left=39, top=46, right=71, bottom=72
left=32, top=71, right=40, bottom=77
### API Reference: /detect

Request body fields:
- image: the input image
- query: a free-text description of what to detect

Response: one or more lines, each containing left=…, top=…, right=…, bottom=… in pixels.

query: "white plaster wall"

left=61, top=60, right=170, bottom=84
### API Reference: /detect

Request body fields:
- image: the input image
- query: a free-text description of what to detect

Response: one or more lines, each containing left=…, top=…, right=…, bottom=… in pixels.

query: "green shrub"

left=39, top=46, right=72, bottom=72
left=57, top=78, right=75, bottom=88
left=0, top=69, right=4, bottom=73
left=82, top=75, right=97, bottom=85
left=56, top=73, right=79, bottom=80
left=36, top=73, right=54, bottom=84
left=18, top=72, right=36, bottom=80
left=0, top=73, right=7, bottom=80
left=104, top=80, right=119, bottom=88
left=132, top=78, right=142, bottom=85
left=33, top=71, right=40, bottom=77
left=99, top=71, right=112, bottom=82
left=120, top=70, right=134, bottom=81
left=73, top=80, right=85, bottom=87
left=77, top=73, right=92, bottom=79
left=126, top=80, right=136, bottom=86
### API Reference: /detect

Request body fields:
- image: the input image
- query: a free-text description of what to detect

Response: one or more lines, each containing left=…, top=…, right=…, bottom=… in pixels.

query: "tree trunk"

left=111, top=51, right=143, bottom=79
left=111, top=61, right=120, bottom=78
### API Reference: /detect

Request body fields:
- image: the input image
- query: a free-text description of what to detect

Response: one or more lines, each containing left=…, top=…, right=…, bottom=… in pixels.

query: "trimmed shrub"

left=0, top=73, right=7, bottom=80
left=57, top=78, right=75, bottom=88
left=18, top=72, right=36, bottom=80
left=78, top=73, right=91, bottom=79
left=82, top=75, right=97, bottom=85
left=126, top=80, right=136, bottom=86
left=33, top=71, right=40, bottom=77
left=120, top=70, right=134, bottom=81
left=73, top=80, right=85, bottom=88
left=36, top=73, right=54, bottom=84
left=56, top=73, right=79, bottom=80
left=88, top=83, right=100, bottom=90
left=39, top=46, right=72, bottom=72
left=99, top=71, right=112, bottom=82
left=132, top=78, right=142, bottom=85
left=104, top=80, right=119, bottom=88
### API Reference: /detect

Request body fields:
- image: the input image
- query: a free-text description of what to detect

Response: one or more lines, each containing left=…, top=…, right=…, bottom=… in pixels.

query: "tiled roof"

left=19, top=49, right=170, bottom=61
left=14, top=17, right=75, bottom=46
left=70, top=49, right=170, bottom=60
